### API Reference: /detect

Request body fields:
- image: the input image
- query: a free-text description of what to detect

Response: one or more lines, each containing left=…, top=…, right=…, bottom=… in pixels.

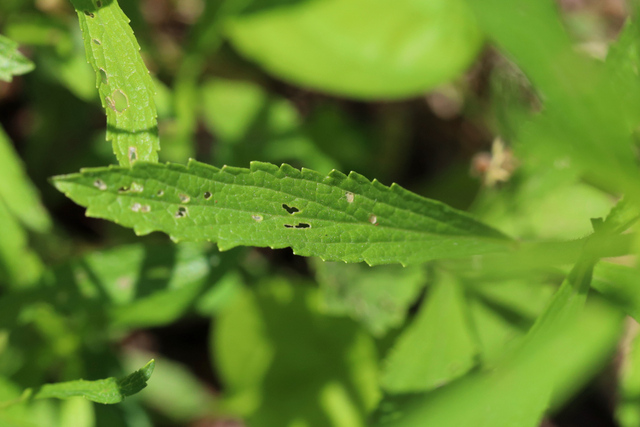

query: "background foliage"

left=1, top=0, right=640, bottom=426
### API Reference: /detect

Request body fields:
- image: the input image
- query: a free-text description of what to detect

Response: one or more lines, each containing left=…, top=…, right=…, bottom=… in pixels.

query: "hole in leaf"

left=179, top=194, right=190, bottom=203
left=282, top=204, right=299, bottom=214
left=118, top=186, right=130, bottom=193
left=203, top=191, right=212, bottom=199
left=112, top=89, right=129, bottom=113
left=369, top=214, right=378, bottom=225
left=84, top=10, right=95, bottom=17
left=175, top=207, right=188, bottom=218
left=128, top=147, right=137, bottom=163
left=99, top=68, right=108, bottom=85
left=157, top=190, right=164, bottom=197
left=96, top=0, right=102, bottom=7
left=284, top=223, right=310, bottom=229
left=93, top=39, right=101, bottom=46
left=345, top=192, right=355, bottom=203
left=252, top=215, right=263, bottom=222
left=93, top=179, right=107, bottom=190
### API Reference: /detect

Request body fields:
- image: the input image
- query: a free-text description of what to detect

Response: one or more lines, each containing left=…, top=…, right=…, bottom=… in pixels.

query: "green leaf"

left=381, top=272, right=478, bottom=393
left=0, top=199, right=43, bottom=287
left=225, top=0, right=483, bottom=99
left=32, top=359, right=154, bottom=404
left=373, top=260, right=623, bottom=427
left=466, top=0, right=640, bottom=194
left=0, top=126, right=52, bottom=233
left=591, top=262, right=640, bottom=322
left=51, top=160, right=511, bottom=266
left=616, top=322, right=640, bottom=427
left=313, top=260, right=426, bottom=336
left=0, top=34, right=34, bottom=82
left=214, top=279, right=379, bottom=426
left=201, top=78, right=337, bottom=174
left=68, top=0, right=159, bottom=166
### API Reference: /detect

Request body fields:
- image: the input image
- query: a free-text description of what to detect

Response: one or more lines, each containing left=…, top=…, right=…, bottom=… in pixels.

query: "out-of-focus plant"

left=1, top=0, right=640, bottom=426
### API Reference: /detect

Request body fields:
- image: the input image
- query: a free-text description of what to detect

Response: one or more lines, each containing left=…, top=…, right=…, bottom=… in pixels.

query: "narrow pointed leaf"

left=0, top=34, right=34, bottom=82
left=68, top=0, right=159, bottom=166
left=32, top=359, right=154, bottom=404
left=52, top=160, right=510, bottom=266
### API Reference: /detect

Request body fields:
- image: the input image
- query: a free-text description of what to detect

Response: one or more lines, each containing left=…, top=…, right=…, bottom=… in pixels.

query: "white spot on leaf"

left=345, top=192, right=355, bottom=203
left=131, top=203, right=142, bottom=212
left=252, top=215, right=263, bottom=222
left=369, top=214, right=377, bottom=225
left=93, top=179, right=107, bottom=190
left=179, top=194, right=191, bottom=203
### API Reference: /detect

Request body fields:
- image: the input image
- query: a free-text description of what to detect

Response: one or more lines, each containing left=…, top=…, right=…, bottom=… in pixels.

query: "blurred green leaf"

left=373, top=260, right=623, bottom=426
left=214, top=279, right=379, bottom=426
left=0, top=126, right=52, bottom=233
left=617, top=322, right=640, bottom=427
left=52, top=160, right=511, bottom=265
left=467, top=0, right=640, bottom=194
left=0, top=34, right=34, bottom=82
left=313, top=260, right=425, bottom=336
left=591, top=262, right=640, bottom=322
left=32, top=359, right=154, bottom=404
left=68, top=0, right=159, bottom=166
left=226, top=0, right=483, bottom=99
left=59, top=397, right=94, bottom=427
left=381, top=272, right=478, bottom=393
left=122, top=351, right=216, bottom=423
left=0, top=200, right=43, bottom=287
left=201, top=78, right=337, bottom=173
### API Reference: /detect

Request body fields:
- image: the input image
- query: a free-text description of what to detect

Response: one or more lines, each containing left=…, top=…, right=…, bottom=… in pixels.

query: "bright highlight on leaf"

left=29, top=359, right=154, bottom=404
left=0, top=34, right=34, bottom=82
left=69, top=0, right=159, bottom=166
left=51, top=161, right=511, bottom=266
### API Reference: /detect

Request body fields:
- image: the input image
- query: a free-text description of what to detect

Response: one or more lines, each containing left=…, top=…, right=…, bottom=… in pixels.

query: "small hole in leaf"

left=118, top=186, right=130, bottom=193
left=345, top=192, right=355, bottom=203
left=96, top=0, right=102, bottom=7
left=203, top=191, right=212, bottom=199
left=282, top=204, right=299, bottom=214
left=128, top=147, right=137, bottom=163
left=369, top=214, right=378, bottom=225
left=131, top=203, right=142, bottom=212
left=99, top=68, right=108, bottom=85
left=93, top=179, right=107, bottom=190
left=93, top=39, right=101, bottom=45
left=284, top=224, right=293, bottom=229
left=179, top=194, right=190, bottom=203
left=112, top=89, right=128, bottom=113
left=295, top=223, right=310, bottom=229
left=252, top=215, right=263, bottom=222
left=175, top=206, right=188, bottom=218
left=157, top=190, right=164, bottom=197
left=84, top=10, right=95, bottom=17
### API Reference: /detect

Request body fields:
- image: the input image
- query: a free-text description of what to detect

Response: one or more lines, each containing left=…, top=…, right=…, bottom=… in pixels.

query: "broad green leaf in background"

left=32, top=359, right=154, bottom=404
left=590, top=262, right=640, bottom=322
left=52, top=160, right=511, bottom=266
left=225, top=0, right=483, bottom=99
left=373, top=260, right=623, bottom=427
left=214, top=279, right=379, bottom=426
left=0, top=34, right=34, bottom=82
left=313, top=260, right=426, bottom=336
left=68, top=0, right=159, bottom=166
left=381, top=272, right=478, bottom=393
left=0, top=126, right=51, bottom=233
